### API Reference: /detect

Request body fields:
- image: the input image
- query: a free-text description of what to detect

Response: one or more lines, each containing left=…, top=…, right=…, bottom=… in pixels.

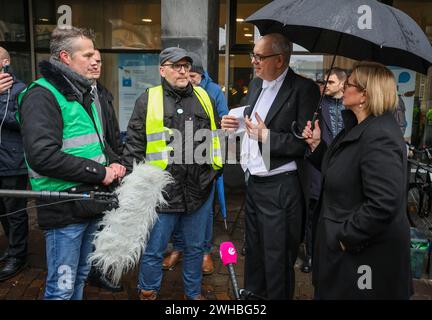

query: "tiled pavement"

left=0, top=193, right=431, bottom=300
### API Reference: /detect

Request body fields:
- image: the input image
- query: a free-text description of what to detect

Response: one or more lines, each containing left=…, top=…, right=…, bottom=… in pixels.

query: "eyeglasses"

left=162, top=62, right=192, bottom=72
left=249, top=53, right=281, bottom=63
left=343, top=81, right=364, bottom=91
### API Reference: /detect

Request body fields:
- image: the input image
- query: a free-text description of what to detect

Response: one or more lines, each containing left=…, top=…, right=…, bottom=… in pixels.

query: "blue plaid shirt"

left=328, top=98, right=344, bottom=138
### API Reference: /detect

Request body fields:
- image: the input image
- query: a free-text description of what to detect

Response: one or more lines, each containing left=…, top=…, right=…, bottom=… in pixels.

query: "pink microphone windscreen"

left=219, top=241, right=238, bottom=266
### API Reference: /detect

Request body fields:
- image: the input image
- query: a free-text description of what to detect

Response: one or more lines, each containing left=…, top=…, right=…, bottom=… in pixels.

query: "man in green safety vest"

left=17, top=27, right=125, bottom=300
left=123, top=47, right=223, bottom=300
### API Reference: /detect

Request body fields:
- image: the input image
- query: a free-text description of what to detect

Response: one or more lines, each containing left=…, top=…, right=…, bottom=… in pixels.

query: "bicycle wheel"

left=419, top=187, right=431, bottom=218
left=418, top=187, right=432, bottom=236
left=407, top=183, right=420, bottom=227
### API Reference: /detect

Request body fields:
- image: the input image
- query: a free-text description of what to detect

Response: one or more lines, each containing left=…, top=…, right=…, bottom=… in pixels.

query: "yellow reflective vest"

left=145, top=85, right=223, bottom=170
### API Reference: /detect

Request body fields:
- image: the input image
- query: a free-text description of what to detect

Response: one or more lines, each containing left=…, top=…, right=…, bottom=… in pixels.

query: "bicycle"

left=406, top=144, right=432, bottom=237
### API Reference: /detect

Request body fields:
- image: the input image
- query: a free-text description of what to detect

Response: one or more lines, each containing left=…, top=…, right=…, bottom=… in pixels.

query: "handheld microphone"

left=219, top=241, right=241, bottom=300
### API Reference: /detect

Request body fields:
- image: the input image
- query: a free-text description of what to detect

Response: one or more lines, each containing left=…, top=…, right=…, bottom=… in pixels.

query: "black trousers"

left=304, top=198, right=318, bottom=258
left=244, top=171, right=303, bottom=300
left=0, top=175, right=28, bottom=260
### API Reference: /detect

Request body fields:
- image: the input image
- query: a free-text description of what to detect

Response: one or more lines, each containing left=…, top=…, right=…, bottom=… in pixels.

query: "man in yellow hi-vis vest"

left=123, top=47, right=223, bottom=300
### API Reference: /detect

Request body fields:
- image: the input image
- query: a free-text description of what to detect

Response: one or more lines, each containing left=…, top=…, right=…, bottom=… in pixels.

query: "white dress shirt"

left=241, top=67, right=297, bottom=176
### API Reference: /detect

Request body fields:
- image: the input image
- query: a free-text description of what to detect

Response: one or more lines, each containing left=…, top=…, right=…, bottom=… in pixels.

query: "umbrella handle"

left=292, top=112, right=319, bottom=140
left=292, top=121, right=305, bottom=140
left=292, top=43, right=340, bottom=141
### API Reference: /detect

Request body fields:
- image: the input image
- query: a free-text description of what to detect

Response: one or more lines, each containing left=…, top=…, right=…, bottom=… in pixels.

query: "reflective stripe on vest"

left=62, top=132, right=100, bottom=150
left=17, top=78, right=106, bottom=191
left=145, top=85, right=223, bottom=170
left=194, top=86, right=223, bottom=169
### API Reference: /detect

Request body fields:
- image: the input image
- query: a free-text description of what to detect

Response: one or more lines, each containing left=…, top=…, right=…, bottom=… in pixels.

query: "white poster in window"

left=118, top=54, right=160, bottom=131
left=388, top=67, right=416, bottom=139
left=290, top=55, right=324, bottom=80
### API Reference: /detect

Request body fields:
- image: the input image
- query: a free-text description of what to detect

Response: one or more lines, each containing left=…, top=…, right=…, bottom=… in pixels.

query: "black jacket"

left=19, top=60, right=119, bottom=229
left=0, top=74, right=27, bottom=176
left=244, top=68, right=320, bottom=203
left=308, top=96, right=345, bottom=201
left=97, top=82, right=123, bottom=157
left=123, top=79, right=219, bottom=213
left=309, top=110, right=412, bottom=299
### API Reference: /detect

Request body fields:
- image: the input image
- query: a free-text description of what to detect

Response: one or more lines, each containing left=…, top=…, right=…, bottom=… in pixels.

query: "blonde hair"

left=350, top=61, right=398, bottom=116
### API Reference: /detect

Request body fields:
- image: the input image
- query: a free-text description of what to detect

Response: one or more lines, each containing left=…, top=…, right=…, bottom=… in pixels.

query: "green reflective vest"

left=146, top=85, right=223, bottom=170
left=17, top=78, right=106, bottom=191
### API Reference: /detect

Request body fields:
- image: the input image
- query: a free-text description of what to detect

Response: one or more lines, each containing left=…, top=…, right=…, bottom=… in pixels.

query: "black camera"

left=2, top=64, right=10, bottom=74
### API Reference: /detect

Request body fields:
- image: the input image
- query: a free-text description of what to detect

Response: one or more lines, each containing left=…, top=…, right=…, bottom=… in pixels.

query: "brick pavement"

left=0, top=193, right=430, bottom=300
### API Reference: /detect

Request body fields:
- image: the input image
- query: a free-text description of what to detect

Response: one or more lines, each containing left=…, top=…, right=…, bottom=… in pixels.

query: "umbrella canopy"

left=246, top=0, right=432, bottom=74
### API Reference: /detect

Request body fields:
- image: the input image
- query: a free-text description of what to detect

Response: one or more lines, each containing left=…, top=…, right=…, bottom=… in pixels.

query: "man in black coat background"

left=0, top=47, right=28, bottom=281
left=301, top=68, right=347, bottom=274
left=90, top=49, right=123, bottom=157
left=86, top=49, right=124, bottom=292
left=221, top=33, right=320, bottom=299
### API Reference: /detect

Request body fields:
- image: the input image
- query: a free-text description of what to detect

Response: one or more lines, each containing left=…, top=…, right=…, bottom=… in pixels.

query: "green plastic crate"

left=410, top=228, right=429, bottom=279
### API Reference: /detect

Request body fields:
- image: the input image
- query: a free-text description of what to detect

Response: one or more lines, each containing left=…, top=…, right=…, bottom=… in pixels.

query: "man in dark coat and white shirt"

left=221, top=33, right=320, bottom=299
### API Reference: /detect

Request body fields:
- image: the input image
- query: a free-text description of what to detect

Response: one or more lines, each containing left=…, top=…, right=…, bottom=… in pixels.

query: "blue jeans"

left=44, top=220, right=99, bottom=300
left=172, top=183, right=215, bottom=254
left=138, top=190, right=213, bottom=299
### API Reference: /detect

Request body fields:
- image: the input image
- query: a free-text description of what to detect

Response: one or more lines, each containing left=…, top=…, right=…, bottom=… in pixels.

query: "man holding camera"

left=0, top=47, right=28, bottom=281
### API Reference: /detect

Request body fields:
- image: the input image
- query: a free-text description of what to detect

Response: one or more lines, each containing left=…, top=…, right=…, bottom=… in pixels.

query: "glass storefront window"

left=227, top=54, right=253, bottom=108
left=219, top=0, right=226, bottom=51
left=114, top=52, right=160, bottom=131
left=290, top=55, right=324, bottom=81
left=235, top=0, right=268, bottom=46
left=33, top=0, right=161, bottom=50
left=33, top=1, right=163, bottom=131
left=0, top=0, right=26, bottom=42
left=218, top=53, right=226, bottom=96
left=8, top=52, right=31, bottom=83
left=392, top=0, right=432, bottom=144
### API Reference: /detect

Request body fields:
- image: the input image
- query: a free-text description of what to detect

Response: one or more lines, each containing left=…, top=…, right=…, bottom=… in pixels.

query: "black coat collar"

left=340, top=109, right=375, bottom=144
left=38, top=60, right=91, bottom=105
left=324, top=110, right=375, bottom=165
left=162, top=78, right=193, bottom=100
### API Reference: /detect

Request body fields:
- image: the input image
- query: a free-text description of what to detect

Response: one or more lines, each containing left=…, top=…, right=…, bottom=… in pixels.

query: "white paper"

left=228, top=105, right=248, bottom=133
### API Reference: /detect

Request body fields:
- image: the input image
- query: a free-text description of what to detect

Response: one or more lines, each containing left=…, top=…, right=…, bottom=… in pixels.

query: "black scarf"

left=49, top=57, right=93, bottom=105
left=162, top=78, right=193, bottom=100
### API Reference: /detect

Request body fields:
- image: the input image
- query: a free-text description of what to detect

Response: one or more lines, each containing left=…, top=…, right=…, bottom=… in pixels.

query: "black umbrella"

left=246, top=0, right=432, bottom=137
left=246, top=0, right=432, bottom=74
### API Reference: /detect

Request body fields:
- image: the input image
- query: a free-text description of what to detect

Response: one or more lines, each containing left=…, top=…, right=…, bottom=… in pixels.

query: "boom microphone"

left=0, top=189, right=115, bottom=201
left=219, top=241, right=241, bottom=300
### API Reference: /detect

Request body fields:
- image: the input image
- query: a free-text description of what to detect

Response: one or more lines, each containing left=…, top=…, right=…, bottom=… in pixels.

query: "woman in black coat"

left=302, top=61, right=412, bottom=299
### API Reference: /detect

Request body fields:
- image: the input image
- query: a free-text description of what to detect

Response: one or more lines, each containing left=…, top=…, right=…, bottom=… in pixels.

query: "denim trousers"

left=138, top=190, right=213, bottom=299
left=43, top=219, right=99, bottom=300
left=172, top=183, right=215, bottom=254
